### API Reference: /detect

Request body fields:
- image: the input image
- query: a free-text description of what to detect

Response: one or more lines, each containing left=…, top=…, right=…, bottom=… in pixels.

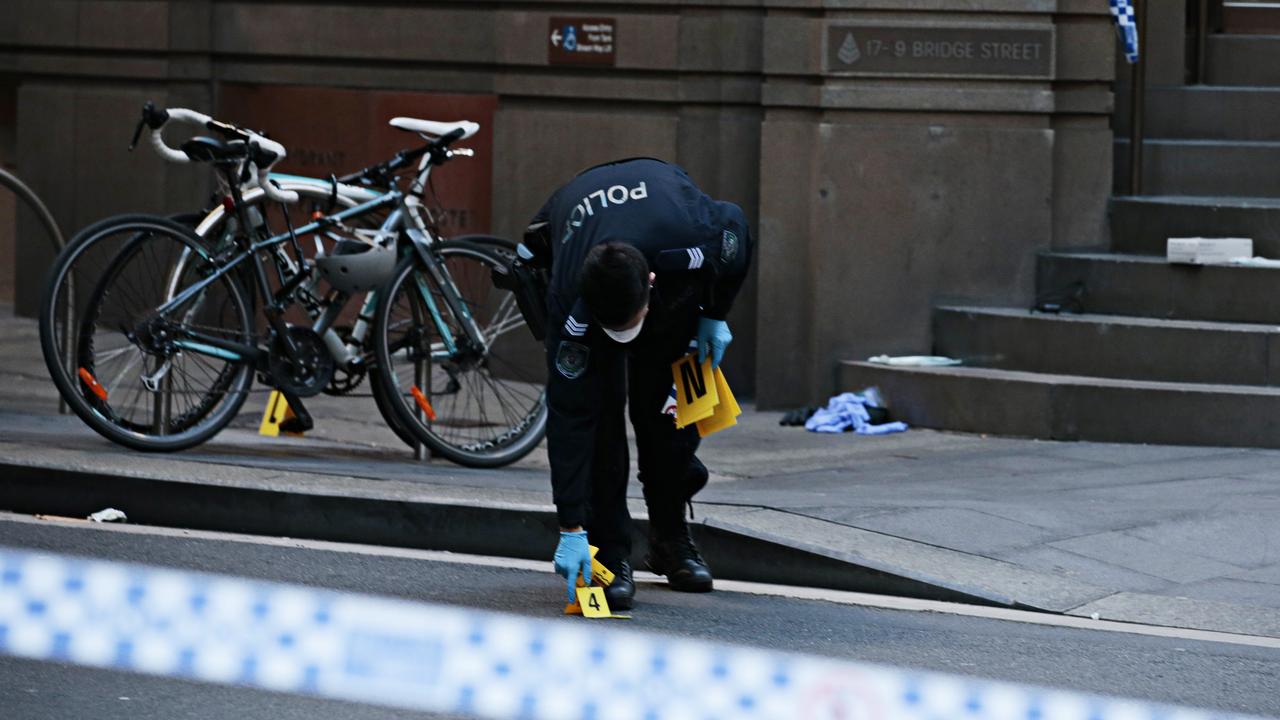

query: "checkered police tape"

left=1109, top=0, right=1140, bottom=63
left=0, top=546, right=1243, bottom=720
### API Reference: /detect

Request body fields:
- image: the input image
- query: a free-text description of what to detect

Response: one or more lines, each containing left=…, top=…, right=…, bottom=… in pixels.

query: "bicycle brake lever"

left=128, top=117, right=146, bottom=151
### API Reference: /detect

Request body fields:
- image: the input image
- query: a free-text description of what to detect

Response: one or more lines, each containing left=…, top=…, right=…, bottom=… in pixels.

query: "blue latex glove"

left=552, top=530, right=592, bottom=601
left=696, top=317, right=733, bottom=369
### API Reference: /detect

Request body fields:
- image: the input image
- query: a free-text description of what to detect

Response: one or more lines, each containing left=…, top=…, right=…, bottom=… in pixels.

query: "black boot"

left=603, top=559, right=635, bottom=610
left=645, top=525, right=713, bottom=592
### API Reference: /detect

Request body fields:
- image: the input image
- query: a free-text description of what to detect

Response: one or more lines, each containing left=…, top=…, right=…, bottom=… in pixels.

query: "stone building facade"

left=0, top=0, right=1120, bottom=405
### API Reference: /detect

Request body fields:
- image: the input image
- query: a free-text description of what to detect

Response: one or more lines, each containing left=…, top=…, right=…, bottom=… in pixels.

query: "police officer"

left=524, top=158, right=752, bottom=610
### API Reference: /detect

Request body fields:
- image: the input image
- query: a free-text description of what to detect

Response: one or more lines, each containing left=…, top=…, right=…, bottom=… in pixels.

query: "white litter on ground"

left=87, top=508, right=128, bottom=523
left=868, top=355, right=962, bottom=367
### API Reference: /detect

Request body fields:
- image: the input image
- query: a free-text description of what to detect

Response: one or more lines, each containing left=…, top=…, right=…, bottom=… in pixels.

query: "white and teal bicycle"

left=39, top=103, right=546, bottom=467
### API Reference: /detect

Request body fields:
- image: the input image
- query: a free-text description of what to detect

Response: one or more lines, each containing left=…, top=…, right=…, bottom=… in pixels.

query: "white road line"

left=4, top=511, right=1278, bottom=650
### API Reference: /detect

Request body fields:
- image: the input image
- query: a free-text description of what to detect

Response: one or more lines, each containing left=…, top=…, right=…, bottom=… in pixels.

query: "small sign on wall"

left=549, top=17, right=616, bottom=66
left=825, top=23, right=1054, bottom=79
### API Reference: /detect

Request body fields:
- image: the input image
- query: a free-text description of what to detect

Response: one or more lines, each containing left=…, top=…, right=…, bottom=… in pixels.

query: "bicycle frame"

left=158, top=163, right=489, bottom=370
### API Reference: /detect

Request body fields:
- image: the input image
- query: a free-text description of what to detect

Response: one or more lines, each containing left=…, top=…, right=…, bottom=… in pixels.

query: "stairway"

left=840, top=23, right=1280, bottom=448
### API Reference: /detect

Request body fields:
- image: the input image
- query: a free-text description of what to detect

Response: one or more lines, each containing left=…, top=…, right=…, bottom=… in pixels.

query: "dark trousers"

left=585, top=311, right=705, bottom=570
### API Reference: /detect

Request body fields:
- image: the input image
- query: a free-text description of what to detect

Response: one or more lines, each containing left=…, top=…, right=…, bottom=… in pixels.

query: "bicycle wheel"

left=40, top=215, right=254, bottom=451
left=373, top=240, right=547, bottom=467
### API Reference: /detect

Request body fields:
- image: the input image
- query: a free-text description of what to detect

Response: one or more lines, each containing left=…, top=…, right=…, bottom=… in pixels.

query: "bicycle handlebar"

left=133, top=102, right=298, bottom=203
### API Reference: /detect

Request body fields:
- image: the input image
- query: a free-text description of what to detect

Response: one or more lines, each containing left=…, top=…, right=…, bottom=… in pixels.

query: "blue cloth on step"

left=804, top=392, right=909, bottom=435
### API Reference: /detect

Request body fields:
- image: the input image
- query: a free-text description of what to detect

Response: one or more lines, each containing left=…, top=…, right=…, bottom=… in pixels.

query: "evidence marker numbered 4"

left=563, top=546, right=630, bottom=619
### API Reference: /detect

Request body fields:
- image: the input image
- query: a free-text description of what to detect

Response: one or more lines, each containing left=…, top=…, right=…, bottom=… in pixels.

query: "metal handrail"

left=0, top=167, right=71, bottom=414
left=1196, top=0, right=1211, bottom=84
left=1127, top=0, right=1150, bottom=196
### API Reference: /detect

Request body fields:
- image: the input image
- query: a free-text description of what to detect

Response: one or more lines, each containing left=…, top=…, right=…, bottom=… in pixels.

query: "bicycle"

left=40, top=105, right=546, bottom=466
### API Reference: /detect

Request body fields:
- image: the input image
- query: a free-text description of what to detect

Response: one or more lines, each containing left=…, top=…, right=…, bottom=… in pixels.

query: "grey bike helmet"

left=315, top=235, right=397, bottom=294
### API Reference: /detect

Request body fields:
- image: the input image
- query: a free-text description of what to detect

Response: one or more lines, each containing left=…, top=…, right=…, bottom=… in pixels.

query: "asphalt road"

left=0, top=514, right=1277, bottom=719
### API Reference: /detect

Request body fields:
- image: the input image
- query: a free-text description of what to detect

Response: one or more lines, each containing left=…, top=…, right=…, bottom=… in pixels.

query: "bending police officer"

left=524, top=158, right=752, bottom=610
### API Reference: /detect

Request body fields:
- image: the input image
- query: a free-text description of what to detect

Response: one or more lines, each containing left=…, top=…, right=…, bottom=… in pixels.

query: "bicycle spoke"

left=61, top=219, right=253, bottom=444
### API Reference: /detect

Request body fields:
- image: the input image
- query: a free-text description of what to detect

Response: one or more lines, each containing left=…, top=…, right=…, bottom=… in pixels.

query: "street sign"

left=825, top=23, right=1054, bottom=79
left=548, top=17, right=616, bottom=66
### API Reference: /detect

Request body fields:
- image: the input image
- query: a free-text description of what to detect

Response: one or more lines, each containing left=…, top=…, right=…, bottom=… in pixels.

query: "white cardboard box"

left=1167, top=237, right=1253, bottom=265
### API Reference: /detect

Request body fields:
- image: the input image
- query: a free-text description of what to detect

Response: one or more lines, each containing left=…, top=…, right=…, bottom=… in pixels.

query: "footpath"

left=2, top=307, right=1279, bottom=639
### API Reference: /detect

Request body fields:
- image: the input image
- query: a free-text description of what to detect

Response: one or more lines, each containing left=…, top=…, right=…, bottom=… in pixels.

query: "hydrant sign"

left=549, top=17, right=616, bottom=66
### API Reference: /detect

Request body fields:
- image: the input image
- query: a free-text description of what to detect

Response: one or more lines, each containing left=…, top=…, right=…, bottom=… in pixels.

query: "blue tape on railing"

left=1110, top=0, right=1140, bottom=63
left=0, top=546, right=1249, bottom=719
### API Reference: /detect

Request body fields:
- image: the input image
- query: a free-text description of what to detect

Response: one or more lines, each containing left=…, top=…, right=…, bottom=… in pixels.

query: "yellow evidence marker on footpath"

left=258, top=390, right=304, bottom=437
left=670, top=354, right=741, bottom=437
left=562, top=545, right=630, bottom=619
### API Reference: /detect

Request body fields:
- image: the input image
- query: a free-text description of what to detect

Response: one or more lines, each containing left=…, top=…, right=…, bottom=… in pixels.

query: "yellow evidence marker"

left=586, top=545, right=616, bottom=586
left=671, top=354, right=719, bottom=429
left=563, top=545, right=630, bottom=618
left=696, top=367, right=742, bottom=438
left=567, top=587, right=630, bottom=620
left=258, top=390, right=303, bottom=437
left=577, top=586, right=612, bottom=617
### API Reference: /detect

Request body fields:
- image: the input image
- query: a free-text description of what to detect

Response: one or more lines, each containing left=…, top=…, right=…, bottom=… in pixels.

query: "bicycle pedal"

left=277, top=417, right=312, bottom=434
left=278, top=391, right=315, bottom=434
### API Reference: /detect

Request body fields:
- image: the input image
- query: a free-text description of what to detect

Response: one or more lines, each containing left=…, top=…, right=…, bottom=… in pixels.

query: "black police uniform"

left=525, top=158, right=752, bottom=580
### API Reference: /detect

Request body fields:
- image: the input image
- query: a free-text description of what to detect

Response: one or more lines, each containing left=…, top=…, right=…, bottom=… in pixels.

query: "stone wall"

left=0, top=0, right=1119, bottom=403
left=755, top=0, right=1116, bottom=405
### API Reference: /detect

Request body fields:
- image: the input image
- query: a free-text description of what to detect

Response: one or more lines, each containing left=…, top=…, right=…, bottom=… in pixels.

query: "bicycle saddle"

left=180, top=136, right=247, bottom=163
left=389, top=117, right=479, bottom=140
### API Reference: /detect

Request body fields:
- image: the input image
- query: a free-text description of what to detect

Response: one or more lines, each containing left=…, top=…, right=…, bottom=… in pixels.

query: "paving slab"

left=1069, top=593, right=1280, bottom=639
left=1126, top=513, right=1280, bottom=570
left=1049, top=532, right=1247, bottom=585
left=1171, top=578, right=1280, bottom=610
left=992, top=546, right=1175, bottom=595
left=842, top=507, right=1063, bottom=556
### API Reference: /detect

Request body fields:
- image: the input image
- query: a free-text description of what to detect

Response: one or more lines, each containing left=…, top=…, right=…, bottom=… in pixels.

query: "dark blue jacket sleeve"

left=543, top=300, right=602, bottom=528
left=704, top=203, right=753, bottom=321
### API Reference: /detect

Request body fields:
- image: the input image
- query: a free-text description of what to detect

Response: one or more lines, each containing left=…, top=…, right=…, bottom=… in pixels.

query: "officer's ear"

left=648, top=272, right=656, bottom=287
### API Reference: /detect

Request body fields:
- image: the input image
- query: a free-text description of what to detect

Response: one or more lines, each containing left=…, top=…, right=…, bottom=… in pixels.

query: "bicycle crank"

left=323, top=325, right=367, bottom=396
left=267, top=325, right=335, bottom=398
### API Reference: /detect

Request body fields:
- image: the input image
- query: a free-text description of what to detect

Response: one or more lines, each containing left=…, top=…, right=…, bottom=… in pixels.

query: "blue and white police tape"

left=1109, top=0, right=1140, bottom=63
left=0, top=546, right=1246, bottom=720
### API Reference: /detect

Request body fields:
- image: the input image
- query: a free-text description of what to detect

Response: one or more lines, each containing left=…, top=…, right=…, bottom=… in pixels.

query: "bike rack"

left=0, top=167, right=70, bottom=414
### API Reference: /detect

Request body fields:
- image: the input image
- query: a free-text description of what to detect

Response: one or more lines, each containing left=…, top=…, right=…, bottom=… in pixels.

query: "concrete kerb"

left=0, top=448, right=1020, bottom=609
left=4, top=444, right=1280, bottom=639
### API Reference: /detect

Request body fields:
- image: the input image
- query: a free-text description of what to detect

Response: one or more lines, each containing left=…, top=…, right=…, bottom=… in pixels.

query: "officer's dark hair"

left=580, top=242, right=650, bottom=328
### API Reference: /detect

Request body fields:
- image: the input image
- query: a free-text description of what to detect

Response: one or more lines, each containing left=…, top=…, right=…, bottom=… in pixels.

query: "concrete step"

left=1109, top=195, right=1280, bottom=256
left=1207, top=34, right=1280, bottom=85
left=934, top=305, right=1280, bottom=386
left=1037, top=251, right=1280, bottom=324
left=1116, top=86, right=1280, bottom=141
left=1223, top=2, right=1280, bottom=34
left=1113, top=139, right=1280, bottom=197
left=840, top=360, right=1280, bottom=448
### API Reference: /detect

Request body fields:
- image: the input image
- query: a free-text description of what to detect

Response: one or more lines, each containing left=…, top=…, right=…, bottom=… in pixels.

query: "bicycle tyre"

left=373, top=240, right=547, bottom=467
left=40, top=214, right=255, bottom=451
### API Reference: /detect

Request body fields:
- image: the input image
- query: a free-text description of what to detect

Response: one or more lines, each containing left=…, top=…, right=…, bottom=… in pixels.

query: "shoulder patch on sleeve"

left=555, top=341, right=590, bottom=379
left=721, top=229, right=740, bottom=264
